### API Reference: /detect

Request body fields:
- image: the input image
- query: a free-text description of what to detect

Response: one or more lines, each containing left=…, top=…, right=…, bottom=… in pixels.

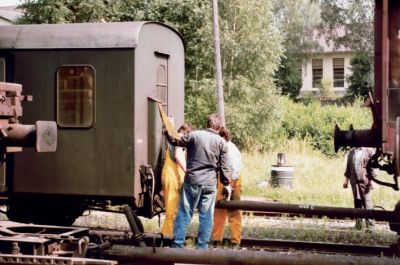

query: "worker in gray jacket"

left=343, top=147, right=376, bottom=230
left=165, top=113, right=232, bottom=249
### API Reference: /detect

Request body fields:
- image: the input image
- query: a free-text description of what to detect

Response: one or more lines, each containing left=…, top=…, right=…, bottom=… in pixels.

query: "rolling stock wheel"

left=7, top=197, right=85, bottom=226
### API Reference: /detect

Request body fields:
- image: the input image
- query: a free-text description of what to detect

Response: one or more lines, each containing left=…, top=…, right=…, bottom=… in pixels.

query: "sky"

left=0, top=0, right=22, bottom=7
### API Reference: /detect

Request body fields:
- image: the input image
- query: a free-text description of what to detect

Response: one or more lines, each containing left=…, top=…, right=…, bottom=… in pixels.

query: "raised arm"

left=164, top=130, right=189, bottom=148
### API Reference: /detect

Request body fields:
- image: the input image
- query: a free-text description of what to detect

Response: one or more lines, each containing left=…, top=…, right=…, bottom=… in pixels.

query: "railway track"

left=84, top=229, right=396, bottom=261
left=0, top=213, right=399, bottom=265
left=95, top=230, right=394, bottom=257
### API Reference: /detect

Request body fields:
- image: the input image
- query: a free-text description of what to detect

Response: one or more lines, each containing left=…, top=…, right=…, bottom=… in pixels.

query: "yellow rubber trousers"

left=161, top=147, right=185, bottom=236
left=212, top=175, right=242, bottom=244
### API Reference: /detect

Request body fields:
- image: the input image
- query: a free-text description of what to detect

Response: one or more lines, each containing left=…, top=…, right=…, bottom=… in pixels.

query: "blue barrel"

left=270, top=166, right=294, bottom=188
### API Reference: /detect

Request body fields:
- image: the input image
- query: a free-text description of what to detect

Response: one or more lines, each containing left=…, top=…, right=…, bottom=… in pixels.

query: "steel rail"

left=217, top=200, right=400, bottom=222
left=239, top=238, right=393, bottom=256
left=91, top=231, right=394, bottom=257
left=103, top=245, right=400, bottom=265
left=0, top=254, right=117, bottom=265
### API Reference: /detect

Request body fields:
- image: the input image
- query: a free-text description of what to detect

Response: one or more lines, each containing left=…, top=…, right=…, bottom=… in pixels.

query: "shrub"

left=278, top=97, right=372, bottom=156
left=320, top=78, right=336, bottom=100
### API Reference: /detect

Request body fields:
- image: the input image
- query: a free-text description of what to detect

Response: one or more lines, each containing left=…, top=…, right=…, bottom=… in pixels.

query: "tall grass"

left=242, top=140, right=400, bottom=210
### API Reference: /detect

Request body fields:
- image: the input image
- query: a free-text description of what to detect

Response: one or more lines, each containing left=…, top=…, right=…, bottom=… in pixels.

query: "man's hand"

left=222, top=185, right=232, bottom=201
left=343, top=181, right=348, bottom=189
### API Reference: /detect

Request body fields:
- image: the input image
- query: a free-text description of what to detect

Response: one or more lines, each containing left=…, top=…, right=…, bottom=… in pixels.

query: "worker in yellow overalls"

left=212, top=127, right=242, bottom=248
left=161, top=123, right=193, bottom=236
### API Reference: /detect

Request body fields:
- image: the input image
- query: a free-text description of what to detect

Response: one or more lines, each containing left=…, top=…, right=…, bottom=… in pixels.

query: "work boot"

left=231, top=243, right=240, bottom=250
left=212, top=240, right=223, bottom=248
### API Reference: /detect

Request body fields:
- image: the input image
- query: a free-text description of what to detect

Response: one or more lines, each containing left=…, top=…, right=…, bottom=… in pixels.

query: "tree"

left=217, top=0, right=284, bottom=149
left=345, top=51, right=374, bottom=102
left=319, top=0, right=374, bottom=53
left=319, top=0, right=374, bottom=101
left=272, top=0, right=321, bottom=99
left=17, top=0, right=284, bottom=151
left=17, top=0, right=116, bottom=24
left=274, top=55, right=302, bottom=100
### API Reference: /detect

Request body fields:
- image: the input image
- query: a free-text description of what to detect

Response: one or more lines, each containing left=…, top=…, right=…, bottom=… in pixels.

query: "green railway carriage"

left=0, top=22, right=185, bottom=224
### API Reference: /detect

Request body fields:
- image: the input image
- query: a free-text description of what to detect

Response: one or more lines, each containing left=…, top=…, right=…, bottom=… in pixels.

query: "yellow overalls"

left=212, top=174, right=242, bottom=244
left=161, top=145, right=185, bottom=236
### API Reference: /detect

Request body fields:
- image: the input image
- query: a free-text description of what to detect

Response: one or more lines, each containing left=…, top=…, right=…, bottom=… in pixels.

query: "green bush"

left=185, top=77, right=284, bottom=152
left=185, top=79, right=217, bottom=129
left=320, top=78, right=336, bottom=100
left=187, top=91, right=372, bottom=157
left=278, top=97, right=372, bottom=156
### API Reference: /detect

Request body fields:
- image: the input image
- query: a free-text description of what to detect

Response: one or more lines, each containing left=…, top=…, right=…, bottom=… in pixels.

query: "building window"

left=56, top=65, right=95, bottom=128
left=312, top=59, right=323, bottom=88
left=333, top=58, right=345, bottom=87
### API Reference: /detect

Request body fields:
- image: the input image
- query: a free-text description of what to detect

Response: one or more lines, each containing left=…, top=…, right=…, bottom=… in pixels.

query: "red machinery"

left=335, top=0, right=400, bottom=190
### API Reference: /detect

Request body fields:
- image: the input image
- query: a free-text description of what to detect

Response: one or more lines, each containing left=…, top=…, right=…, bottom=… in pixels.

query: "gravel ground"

left=73, top=209, right=398, bottom=246
left=0, top=205, right=397, bottom=246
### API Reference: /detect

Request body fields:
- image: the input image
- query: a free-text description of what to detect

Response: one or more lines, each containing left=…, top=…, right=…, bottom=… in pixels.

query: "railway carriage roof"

left=0, top=21, right=183, bottom=49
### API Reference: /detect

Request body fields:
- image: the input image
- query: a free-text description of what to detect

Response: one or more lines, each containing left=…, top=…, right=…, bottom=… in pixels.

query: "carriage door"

left=148, top=53, right=169, bottom=174
left=155, top=53, right=169, bottom=168
left=145, top=53, right=169, bottom=216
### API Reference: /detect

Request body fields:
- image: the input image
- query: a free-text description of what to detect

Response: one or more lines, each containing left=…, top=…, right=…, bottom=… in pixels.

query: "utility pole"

left=211, top=0, right=225, bottom=125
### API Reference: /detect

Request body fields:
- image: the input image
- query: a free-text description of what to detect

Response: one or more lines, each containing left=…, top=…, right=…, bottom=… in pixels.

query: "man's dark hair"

left=206, top=113, right=222, bottom=131
left=219, top=127, right=231, bottom=142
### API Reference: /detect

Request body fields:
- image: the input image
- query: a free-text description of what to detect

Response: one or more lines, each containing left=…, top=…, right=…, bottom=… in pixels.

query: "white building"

left=300, top=29, right=354, bottom=98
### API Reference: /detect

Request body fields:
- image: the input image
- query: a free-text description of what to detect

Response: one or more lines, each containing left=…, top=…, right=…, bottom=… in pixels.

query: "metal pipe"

left=123, top=205, right=146, bottom=247
left=0, top=121, right=57, bottom=152
left=104, top=245, right=399, bottom=265
left=334, top=125, right=380, bottom=152
left=1, top=124, right=36, bottom=147
left=216, top=200, right=400, bottom=223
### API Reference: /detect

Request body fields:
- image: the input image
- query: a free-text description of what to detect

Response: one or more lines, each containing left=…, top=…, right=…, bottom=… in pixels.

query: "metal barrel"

left=270, top=166, right=294, bottom=188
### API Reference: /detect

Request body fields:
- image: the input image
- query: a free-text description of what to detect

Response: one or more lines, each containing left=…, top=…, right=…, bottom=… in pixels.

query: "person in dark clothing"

left=343, top=147, right=376, bottom=230
left=165, top=113, right=231, bottom=249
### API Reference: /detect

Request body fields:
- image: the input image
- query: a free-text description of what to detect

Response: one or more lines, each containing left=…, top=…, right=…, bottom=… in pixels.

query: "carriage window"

left=56, top=65, right=95, bottom=128
left=156, top=62, right=168, bottom=112
left=0, top=58, right=5, bottom=81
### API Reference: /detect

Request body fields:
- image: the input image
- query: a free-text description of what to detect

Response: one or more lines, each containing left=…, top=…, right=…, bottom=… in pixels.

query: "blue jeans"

left=172, top=182, right=217, bottom=249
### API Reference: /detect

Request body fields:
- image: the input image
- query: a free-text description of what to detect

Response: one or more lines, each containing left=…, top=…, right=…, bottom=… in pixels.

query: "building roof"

left=0, top=6, right=22, bottom=23
left=313, top=27, right=352, bottom=53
